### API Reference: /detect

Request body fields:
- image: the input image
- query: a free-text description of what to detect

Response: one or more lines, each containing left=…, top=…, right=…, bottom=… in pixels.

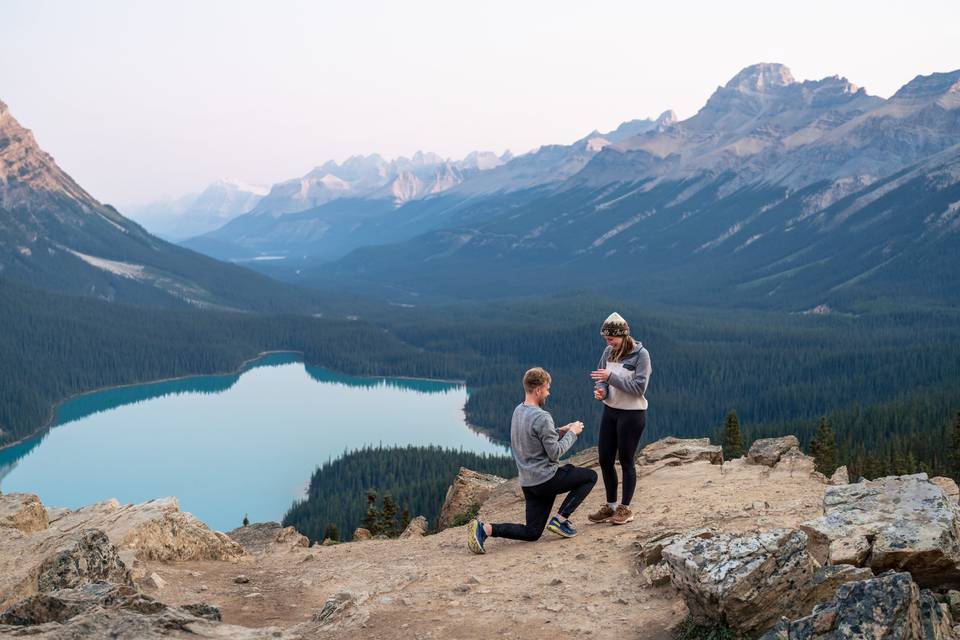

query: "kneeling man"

left=468, top=367, right=597, bottom=554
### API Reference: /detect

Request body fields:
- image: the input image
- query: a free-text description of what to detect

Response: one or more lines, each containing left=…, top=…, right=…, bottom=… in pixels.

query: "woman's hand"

left=594, top=387, right=606, bottom=400
left=590, top=369, right=610, bottom=382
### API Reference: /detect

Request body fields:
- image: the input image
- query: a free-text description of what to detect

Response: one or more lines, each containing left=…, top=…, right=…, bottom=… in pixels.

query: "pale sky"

left=1, top=0, right=958, bottom=206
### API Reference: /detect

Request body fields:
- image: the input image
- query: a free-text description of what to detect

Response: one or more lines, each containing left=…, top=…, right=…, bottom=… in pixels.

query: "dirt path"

left=138, top=459, right=827, bottom=639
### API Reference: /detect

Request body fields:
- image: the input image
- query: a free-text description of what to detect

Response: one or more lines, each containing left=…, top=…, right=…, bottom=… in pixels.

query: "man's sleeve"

left=538, top=413, right=577, bottom=462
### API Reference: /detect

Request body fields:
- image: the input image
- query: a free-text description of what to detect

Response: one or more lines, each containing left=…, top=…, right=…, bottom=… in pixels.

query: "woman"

left=588, top=312, right=651, bottom=525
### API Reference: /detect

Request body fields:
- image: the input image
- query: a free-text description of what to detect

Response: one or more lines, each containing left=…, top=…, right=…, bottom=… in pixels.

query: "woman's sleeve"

left=608, top=349, right=651, bottom=397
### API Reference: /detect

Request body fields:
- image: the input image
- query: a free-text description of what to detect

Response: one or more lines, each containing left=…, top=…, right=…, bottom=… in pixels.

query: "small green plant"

left=449, top=502, right=482, bottom=527
left=242, top=513, right=249, bottom=527
left=672, top=616, right=746, bottom=640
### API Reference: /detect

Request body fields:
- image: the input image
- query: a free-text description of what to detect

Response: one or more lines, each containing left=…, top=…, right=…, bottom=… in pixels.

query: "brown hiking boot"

left=587, top=504, right=615, bottom=523
left=610, top=505, right=634, bottom=525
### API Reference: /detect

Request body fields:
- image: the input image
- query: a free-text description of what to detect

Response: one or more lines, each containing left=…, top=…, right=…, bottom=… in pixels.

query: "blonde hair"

left=523, top=367, right=552, bottom=393
left=609, top=335, right=636, bottom=363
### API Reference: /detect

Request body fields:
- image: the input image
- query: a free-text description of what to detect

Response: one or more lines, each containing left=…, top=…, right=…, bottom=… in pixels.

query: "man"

left=468, top=367, right=597, bottom=554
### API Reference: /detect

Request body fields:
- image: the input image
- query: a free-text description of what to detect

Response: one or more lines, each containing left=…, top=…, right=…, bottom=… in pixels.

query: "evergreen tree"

left=361, top=490, right=381, bottom=535
left=952, top=412, right=960, bottom=481
left=810, top=417, right=838, bottom=476
left=380, top=493, right=399, bottom=537
left=722, top=410, right=743, bottom=460
left=323, top=523, right=339, bottom=542
left=400, top=506, right=411, bottom=533
left=242, top=513, right=249, bottom=527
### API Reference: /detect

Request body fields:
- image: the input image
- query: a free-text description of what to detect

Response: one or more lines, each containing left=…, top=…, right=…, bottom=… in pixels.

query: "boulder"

left=931, top=477, right=960, bottom=505
left=747, top=436, right=800, bottom=466
left=227, top=522, right=285, bottom=554
left=1, top=497, right=242, bottom=609
left=142, top=572, right=166, bottom=591
left=761, top=572, right=953, bottom=640
left=661, top=528, right=868, bottom=635
left=398, top=516, right=429, bottom=539
left=770, top=447, right=817, bottom=478
left=48, top=497, right=244, bottom=562
left=36, top=529, right=133, bottom=593
left=274, top=526, right=309, bottom=547
left=641, top=563, right=672, bottom=587
left=829, top=465, right=849, bottom=485
left=567, top=446, right=600, bottom=469
left=801, top=473, right=960, bottom=587
left=0, top=493, right=48, bottom=535
left=353, top=528, right=372, bottom=541
left=437, top=468, right=507, bottom=530
left=0, top=591, right=285, bottom=638
left=0, top=582, right=134, bottom=626
left=311, top=590, right=368, bottom=629
left=637, top=437, right=722, bottom=475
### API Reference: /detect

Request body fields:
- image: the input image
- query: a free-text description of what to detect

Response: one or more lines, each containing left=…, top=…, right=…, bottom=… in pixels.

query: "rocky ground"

left=2, top=437, right=958, bottom=639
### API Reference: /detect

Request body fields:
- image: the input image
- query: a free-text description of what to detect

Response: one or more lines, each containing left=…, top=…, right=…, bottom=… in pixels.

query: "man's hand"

left=562, top=421, right=584, bottom=436
left=590, top=369, right=610, bottom=382
left=594, top=387, right=606, bottom=400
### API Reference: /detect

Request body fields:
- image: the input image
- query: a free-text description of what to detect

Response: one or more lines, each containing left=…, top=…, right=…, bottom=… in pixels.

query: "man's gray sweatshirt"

left=510, top=403, right=578, bottom=487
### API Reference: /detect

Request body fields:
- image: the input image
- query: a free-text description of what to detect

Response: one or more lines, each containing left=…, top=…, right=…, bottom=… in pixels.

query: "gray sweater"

left=595, top=342, right=652, bottom=410
left=510, top=403, right=578, bottom=487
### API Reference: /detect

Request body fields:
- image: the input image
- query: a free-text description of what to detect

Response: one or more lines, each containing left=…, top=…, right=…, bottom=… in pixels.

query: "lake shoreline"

left=0, top=350, right=472, bottom=453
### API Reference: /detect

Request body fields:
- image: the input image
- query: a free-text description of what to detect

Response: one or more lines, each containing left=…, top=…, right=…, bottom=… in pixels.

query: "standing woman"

left=588, top=312, right=651, bottom=525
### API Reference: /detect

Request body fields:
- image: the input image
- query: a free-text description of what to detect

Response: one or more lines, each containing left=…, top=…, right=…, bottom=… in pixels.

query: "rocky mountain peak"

left=0, top=99, right=96, bottom=211
left=723, top=63, right=796, bottom=92
left=655, top=110, right=677, bottom=126
left=892, top=69, right=960, bottom=102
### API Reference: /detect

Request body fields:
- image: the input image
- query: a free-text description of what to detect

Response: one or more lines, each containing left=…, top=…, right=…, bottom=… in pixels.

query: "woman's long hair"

left=609, top=335, right=636, bottom=363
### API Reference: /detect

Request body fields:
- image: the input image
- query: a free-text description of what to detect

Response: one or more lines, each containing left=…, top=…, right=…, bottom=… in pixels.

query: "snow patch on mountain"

left=66, top=249, right=146, bottom=279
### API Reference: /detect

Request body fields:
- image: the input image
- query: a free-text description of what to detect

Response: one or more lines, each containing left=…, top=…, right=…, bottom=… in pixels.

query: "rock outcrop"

left=661, top=528, right=874, bottom=635
left=770, top=447, right=817, bottom=479
left=437, top=468, right=507, bottom=530
left=0, top=495, right=242, bottom=610
left=829, top=465, right=849, bottom=485
left=932, top=476, right=960, bottom=505
left=0, top=493, right=48, bottom=535
left=399, top=516, right=429, bottom=539
left=48, top=497, right=244, bottom=562
left=352, top=528, right=371, bottom=541
left=761, top=572, right=955, bottom=640
left=36, top=529, right=133, bottom=593
left=747, top=436, right=801, bottom=466
left=637, top=437, right=723, bottom=475
left=801, top=473, right=960, bottom=587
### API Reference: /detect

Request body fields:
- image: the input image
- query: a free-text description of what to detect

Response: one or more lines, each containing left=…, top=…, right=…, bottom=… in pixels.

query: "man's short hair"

left=523, top=367, right=551, bottom=393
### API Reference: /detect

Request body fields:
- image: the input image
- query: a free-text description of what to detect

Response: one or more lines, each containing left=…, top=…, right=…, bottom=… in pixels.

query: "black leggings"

left=490, top=464, right=597, bottom=541
left=598, top=405, right=646, bottom=505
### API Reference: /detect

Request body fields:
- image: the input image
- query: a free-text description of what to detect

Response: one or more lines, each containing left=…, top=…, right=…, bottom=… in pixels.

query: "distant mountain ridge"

left=126, top=178, right=269, bottom=240
left=278, top=63, right=960, bottom=310
left=0, top=99, right=323, bottom=311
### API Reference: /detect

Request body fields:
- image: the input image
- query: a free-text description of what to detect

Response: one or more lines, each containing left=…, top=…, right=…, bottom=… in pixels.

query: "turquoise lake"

left=0, top=353, right=506, bottom=532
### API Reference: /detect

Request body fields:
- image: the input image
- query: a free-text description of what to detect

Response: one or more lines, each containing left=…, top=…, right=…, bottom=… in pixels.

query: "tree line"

left=282, top=445, right=516, bottom=543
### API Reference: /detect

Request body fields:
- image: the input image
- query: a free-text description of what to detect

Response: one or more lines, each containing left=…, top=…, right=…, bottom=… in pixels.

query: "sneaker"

left=609, top=505, right=634, bottom=525
left=587, top=504, right=616, bottom=523
left=546, top=516, right=578, bottom=538
left=467, top=518, right=487, bottom=554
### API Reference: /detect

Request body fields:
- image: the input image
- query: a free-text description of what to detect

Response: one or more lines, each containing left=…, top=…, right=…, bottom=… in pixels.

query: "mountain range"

left=184, top=63, right=960, bottom=310
left=124, top=179, right=269, bottom=240
left=3, top=62, right=958, bottom=313
left=0, top=100, right=324, bottom=312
